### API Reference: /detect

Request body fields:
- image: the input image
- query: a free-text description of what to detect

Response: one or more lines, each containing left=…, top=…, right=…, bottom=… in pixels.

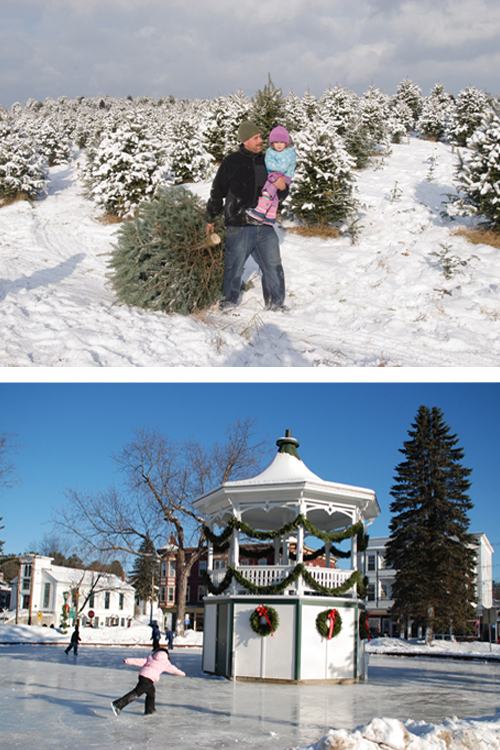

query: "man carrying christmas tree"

left=205, top=121, right=288, bottom=311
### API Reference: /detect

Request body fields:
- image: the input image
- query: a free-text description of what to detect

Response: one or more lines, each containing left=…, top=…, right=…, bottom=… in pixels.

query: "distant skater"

left=65, top=624, right=81, bottom=655
left=150, top=620, right=161, bottom=650
left=111, top=647, right=185, bottom=716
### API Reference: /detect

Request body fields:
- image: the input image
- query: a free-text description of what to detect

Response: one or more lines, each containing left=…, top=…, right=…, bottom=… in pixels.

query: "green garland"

left=201, top=564, right=366, bottom=598
left=203, top=514, right=367, bottom=553
left=316, top=609, right=342, bottom=639
left=250, top=605, right=279, bottom=636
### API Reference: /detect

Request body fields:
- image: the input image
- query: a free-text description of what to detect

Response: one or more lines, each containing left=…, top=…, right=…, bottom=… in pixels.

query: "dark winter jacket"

left=205, top=145, right=288, bottom=227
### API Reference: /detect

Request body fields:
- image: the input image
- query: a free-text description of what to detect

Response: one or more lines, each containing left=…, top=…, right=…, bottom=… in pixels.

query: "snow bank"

left=295, top=715, right=500, bottom=750
left=0, top=622, right=203, bottom=647
left=367, top=635, right=500, bottom=660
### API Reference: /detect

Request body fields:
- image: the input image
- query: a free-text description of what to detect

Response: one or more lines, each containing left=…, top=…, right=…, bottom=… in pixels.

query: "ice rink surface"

left=1, top=645, right=499, bottom=750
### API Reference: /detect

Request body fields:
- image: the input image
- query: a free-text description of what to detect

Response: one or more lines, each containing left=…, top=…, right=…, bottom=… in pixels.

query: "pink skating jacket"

left=124, top=651, right=186, bottom=683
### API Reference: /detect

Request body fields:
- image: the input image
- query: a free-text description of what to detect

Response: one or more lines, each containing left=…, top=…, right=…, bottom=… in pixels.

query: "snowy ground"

left=1, top=625, right=500, bottom=749
left=1, top=137, right=500, bottom=367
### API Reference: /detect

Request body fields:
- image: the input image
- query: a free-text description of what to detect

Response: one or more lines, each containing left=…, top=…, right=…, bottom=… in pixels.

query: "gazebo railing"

left=209, top=565, right=355, bottom=596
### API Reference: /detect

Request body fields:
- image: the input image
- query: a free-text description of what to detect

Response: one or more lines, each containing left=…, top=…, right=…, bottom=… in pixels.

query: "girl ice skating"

left=111, top=647, right=185, bottom=716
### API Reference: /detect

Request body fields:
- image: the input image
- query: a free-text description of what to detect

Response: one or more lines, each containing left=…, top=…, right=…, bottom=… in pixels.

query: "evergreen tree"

left=285, top=120, right=358, bottom=226
left=318, top=86, right=360, bottom=136
left=359, top=85, right=392, bottom=146
left=130, top=534, right=159, bottom=609
left=108, top=186, right=225, bottom=315
left=282, top=90, right=307, bottom=136
left=394, top=78, right=423, bottom=128
left=385, top=405, right=476, bottom=644
left=416, top=83, right=455, bottom=141
left=0, top=118, right=48, bottom=203
left=453, top=102, right=500, bottom=230
left=250, top=75, right=286, bottom=141
left=82, top=112, right=166, bottom=218
left=446, top=86, right=491, bottom=147
left=165, top=116, right=213, bottom=184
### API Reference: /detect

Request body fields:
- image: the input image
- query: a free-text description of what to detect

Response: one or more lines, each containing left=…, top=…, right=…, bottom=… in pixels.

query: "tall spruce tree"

left=385, top=405, right=476, bottom=644
left=130, top=534, right=159, bottom=615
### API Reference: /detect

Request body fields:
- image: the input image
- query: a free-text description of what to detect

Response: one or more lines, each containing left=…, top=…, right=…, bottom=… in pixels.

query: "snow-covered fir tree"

left=250, top=76, right=286, bottom=140
left=0, top=117, right=48, bottom=203
left=282, top=90, right=307, bottom=136
left=388, top=100, right=414, bottom=143
left=82, top=112, right=166, bottom=217
left=446, top=86, right=491, bottom=147
left=203, top=91, right=250, bottom=161
left=284, top=120, right=358, bottom=226
left=165, top=116, right=213, bottom=184
left=318, top=86, right=360, bottom=136
left=301, top=89, right=318, bottom=122
left=359, top=86, right=392, bottom=147
left=453, top=103, right=500, bottom=230
left=394, top=78, right=423, bottom=128
left=416, top=83, right=455, bottom=141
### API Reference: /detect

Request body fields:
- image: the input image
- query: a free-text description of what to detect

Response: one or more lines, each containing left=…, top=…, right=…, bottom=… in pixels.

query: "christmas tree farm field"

left=1, top=136, right=500, bottom=367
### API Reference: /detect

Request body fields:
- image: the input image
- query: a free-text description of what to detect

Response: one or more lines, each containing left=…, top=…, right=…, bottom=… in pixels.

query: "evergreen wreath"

left=316, top=608, right=342, bottom=639
left=250, top=604, right=279, bottom=636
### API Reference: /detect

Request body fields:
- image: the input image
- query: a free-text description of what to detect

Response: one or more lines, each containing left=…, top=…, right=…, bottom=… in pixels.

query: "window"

left=169, top=561, right=176, bottom=577
left=119, top=594, right=124, bottom=610
left=368, top=555, right=376, bottom=571
left=104, top=591, right=110, bottom=609
left=22, top=578, right=31, bottom=591
left=22, top=594, right=31, bottom=609
left=214, top=560, right=226, bottom=570
left=89, top=593, right=95, bottom=609
left=23, top=564, right=32, bottom=578
left=168, top=587, right=175, bottom=603
left=185, top=586, right=191, bottom=603
left=367, top=584, right=375, bottom=601
left=161, top=562, right=167, bottom=577
left=198, top=586, right=207, bottom=602
left=43, top=583, right=51, bottom=609
left=199, top=561, right=207, bottom=573
left=381, top=583, right=391, bottom=600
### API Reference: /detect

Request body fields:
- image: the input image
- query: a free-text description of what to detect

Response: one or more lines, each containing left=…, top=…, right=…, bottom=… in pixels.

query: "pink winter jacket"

left=123, top=651, right=186, bottom=683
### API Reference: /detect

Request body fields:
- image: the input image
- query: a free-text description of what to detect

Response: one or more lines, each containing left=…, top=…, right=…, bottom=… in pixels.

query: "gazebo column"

left=273, top=538, right=281, bottom=565
left=350, top=512, right=358, bottom=572
left=229, top=509, right=240, bottom=594
left=296, top=501, right=305, bottom=595
left=325, top=541, right=331, bottom=568
left=207, top=520, right=214, bottom=571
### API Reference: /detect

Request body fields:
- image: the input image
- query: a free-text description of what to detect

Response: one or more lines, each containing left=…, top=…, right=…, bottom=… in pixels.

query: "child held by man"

left=246, top=125, right=296, bottom=225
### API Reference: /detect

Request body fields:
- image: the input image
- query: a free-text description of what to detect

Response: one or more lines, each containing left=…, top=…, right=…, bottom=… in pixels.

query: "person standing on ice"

left=64, top=624, right=81, bottom=655
left=111, top=646, right=185, bottom=716
left=205, top=121, right=288, bottom=312
left=246, top=126, right=296, bottom=226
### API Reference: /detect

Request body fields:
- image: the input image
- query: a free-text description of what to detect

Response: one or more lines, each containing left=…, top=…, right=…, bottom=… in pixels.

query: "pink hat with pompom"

left=269, top=126, right=290, bottom=144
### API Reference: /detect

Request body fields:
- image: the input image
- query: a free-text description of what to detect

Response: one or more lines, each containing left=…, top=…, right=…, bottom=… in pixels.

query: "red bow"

left=365, top=612, right=370, bottom=642
left=256, top=604, right=273, bottom=636
left=327, top=609, right=339, bottom=640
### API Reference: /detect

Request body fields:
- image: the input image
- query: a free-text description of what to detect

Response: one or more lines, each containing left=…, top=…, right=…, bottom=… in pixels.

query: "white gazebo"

left=193, top=430, right=380, bottom=683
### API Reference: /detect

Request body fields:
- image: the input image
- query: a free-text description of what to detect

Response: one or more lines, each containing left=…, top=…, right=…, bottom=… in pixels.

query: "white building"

left=9, top=555, right=135, bottom=628
left=365, top=533, right=494, bottom=637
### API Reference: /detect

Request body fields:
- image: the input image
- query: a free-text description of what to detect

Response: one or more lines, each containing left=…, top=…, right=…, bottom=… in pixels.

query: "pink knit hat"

left=269, top=126, right=290, bottom=144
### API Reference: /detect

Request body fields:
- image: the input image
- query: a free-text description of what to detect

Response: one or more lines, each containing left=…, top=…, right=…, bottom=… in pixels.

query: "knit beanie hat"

left=269, top=126, right=290, bottom=144
left=238, top=121, right=261, bottom=143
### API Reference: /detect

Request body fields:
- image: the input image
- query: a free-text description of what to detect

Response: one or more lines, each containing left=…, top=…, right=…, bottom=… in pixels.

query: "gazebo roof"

left=193, top=431, right=380, bottom=532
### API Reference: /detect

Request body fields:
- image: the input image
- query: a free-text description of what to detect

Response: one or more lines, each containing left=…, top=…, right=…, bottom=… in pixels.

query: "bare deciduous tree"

left=54, top=416, right=270, bottom=634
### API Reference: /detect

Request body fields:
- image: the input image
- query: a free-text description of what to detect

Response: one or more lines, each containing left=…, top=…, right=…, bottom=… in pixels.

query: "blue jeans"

left=223, top=225, right=285, bottom=309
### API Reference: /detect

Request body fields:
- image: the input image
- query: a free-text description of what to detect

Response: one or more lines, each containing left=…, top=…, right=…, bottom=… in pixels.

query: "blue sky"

left=1, top=381, right=499, bottom=579
left=1, top=0, right=500, bottom=108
